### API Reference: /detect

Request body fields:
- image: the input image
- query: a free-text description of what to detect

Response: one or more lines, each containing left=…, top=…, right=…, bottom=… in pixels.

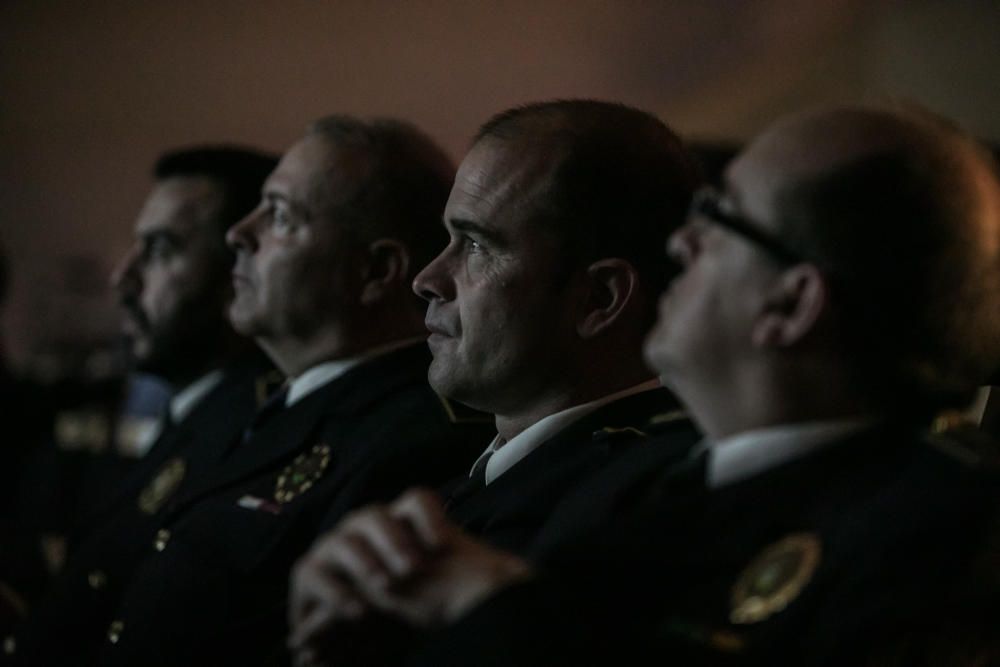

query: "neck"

left=682, top=363, right=882, bottom=440
left=493, top=368, right=655, bottom=441
left=261, top=321, right=424, bottom=378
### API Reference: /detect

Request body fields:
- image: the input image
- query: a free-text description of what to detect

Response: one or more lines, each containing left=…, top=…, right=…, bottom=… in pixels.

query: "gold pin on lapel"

left=137, top=458, right=187, bottom=515
left=730, top=532, right=821, bottom=625
left=274, top=444, right=331, bottom=504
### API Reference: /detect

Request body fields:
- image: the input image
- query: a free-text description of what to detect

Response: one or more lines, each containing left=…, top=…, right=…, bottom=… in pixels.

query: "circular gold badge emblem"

left=274, top=444, right=331, bottom=504
left=137, top=458, right=186, bottom=515
left=730, top=532, right=821, bottom=625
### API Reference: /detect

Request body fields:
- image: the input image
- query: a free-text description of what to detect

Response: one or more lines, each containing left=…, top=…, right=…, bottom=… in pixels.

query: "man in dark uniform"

left=410, top=100, right=698, bottom=553
left=288, top=106, right=1000, bottom=666
left=3, top=147, right=278, bottom=662
left=286, top=100, right=702, bottom=664
left=81, top=116, right=492, bottom=666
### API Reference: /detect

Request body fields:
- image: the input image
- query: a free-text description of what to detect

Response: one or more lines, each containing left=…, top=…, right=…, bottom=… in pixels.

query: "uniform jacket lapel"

left=164, top=344, right=432, bottom=516
left=72, top=365, right=266, bottom=536
left=447, top=387, right=685, bottom=549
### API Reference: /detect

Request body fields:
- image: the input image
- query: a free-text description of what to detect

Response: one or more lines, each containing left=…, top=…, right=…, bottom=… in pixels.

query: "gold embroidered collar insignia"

left=274, top=444, right=331, bottom=504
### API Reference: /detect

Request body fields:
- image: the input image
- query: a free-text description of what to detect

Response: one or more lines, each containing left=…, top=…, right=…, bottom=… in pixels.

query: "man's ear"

left=360, top=239, right=411, bottom=306
left=577, top=258, right=639, bottom=339
left=751, top=264, right=827, bottom=348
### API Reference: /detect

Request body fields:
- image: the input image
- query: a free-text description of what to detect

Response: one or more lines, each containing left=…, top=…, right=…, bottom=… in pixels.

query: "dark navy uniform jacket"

left=93, top=343, right=489, bottom=667
left=443, top=387, right=698, bottom=554
left=412, top=423, right=1000, bottom=666
left=300, top=387, right=699, bottom=667
left=6, top=359, right=275, bottom=665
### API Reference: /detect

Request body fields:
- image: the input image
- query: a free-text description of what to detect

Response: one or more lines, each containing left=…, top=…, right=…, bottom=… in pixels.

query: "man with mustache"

left=6, top=146, right=278, bottom=664
left=85, top=116, right=491, bottom=667
left=290, top=106, right=1000, bottom=666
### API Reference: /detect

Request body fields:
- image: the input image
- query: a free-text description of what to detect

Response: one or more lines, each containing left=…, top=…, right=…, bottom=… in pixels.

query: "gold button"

left=153, top=528, right=171, bottom=551
left=3, top=636, right=15, bottom=654
left=87, top=570, right=108, bottom=590
left=107, top=620, right=124, bottom=644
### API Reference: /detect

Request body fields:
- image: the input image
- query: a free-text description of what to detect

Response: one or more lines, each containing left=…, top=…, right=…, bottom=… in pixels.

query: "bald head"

left=738, top=106, right=1000, bottom=414
left=474, top=100, right=700, bottom=306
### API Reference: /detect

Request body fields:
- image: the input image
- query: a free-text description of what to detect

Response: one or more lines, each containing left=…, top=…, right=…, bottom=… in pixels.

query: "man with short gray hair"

left=79, top=118, right=489, bottom=667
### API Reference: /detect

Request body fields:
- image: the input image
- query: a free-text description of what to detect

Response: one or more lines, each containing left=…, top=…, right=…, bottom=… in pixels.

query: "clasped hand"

left=287, top=488, right=530, bottom=661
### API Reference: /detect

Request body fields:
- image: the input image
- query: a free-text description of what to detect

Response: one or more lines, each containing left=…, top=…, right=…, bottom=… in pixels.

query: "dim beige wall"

left=1, top=0, right=998, bottom=367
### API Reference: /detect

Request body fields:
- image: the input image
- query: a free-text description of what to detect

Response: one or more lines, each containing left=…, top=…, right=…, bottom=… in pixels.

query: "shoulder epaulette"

left=591, top=409, right=689, bottom=443
left=436, top=395, right=494, bottom=425
left=645, top=409, right=689, bottom=433
left=591, top=425, right=649, bottom=442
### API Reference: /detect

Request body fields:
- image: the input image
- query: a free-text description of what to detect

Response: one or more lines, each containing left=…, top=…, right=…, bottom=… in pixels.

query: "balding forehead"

left=275, top=134, right=373, bottom=213
left=462, top=136, right=563, bottom=219
left=753, top=107, right=982, bottom=183
left=751, top=111, right=904, bottom=180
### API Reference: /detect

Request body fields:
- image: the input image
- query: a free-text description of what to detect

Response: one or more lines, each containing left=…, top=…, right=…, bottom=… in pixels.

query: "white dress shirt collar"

left=472, top=379, right=662, bottom=485
left=707, top=417, right=874, bottom=489
left=169, top=370, right=224, bottom=424
left=123, top=370, right=223, bottom=459
left=285, top=337, right=425, bottom=407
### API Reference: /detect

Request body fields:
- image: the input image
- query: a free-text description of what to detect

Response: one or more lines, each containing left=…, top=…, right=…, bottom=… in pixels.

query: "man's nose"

left=412, top=248, right=454, bottom=302
left=110, top=245, right=142, bottom=296
left=227, top=207, right=263, bottom=253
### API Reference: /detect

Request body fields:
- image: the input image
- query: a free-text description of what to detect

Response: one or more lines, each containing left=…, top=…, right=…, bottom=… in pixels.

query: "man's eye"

left=463, top=236, right=483, bottom=253
left=270, top=206, right=296, bottom=236
left=144, top=237, right=176, bottom=261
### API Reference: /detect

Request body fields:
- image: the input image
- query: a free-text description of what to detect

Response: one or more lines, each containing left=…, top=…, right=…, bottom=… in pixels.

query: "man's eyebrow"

left=263, top=190, right=287, bottom=205
left=138, top=227, right=182, bottom=243
left=264, top=190, right=310, bottom=218
left=448, top=218, right=504, bottom=242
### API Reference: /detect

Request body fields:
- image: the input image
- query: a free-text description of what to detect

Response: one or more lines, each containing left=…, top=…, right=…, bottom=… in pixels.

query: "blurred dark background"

left=2, top=0, right=999, bottom=377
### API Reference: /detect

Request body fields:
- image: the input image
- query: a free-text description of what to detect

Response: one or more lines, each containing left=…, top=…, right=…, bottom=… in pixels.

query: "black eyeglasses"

left=688, top=187, right=805, bottom=265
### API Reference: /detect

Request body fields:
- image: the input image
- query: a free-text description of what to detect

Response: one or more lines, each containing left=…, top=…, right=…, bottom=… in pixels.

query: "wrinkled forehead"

left=269, top=133, right=372, bottom=212
left=448, top=136, right=562, bottom=227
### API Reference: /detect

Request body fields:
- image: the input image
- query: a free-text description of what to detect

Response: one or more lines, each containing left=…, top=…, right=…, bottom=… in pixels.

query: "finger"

left=306, top=509, right=403, bottom=589
left=389, top=488, right=452, bottom=550
left=289, top=555, right=326, bottom=628
left=344, top=510, right=427, bottom=578
left=288, top=561, right=367, bottom=648
left=289, top=588, right=363, bottom=652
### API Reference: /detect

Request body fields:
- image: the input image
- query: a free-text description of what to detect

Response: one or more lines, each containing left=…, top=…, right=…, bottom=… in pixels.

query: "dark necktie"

left=241, top=385, right=289, bottom=445
left=444, top=445, right=497, bottom=509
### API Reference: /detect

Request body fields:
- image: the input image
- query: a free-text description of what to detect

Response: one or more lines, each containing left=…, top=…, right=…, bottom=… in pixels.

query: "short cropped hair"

left=476, top=100, right=701, bottom=317
left=306, top=116, right=455, bottom=277
left=773, top=108, right=1000, bottom=414
left=154, top=146, right=278, bottom=241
